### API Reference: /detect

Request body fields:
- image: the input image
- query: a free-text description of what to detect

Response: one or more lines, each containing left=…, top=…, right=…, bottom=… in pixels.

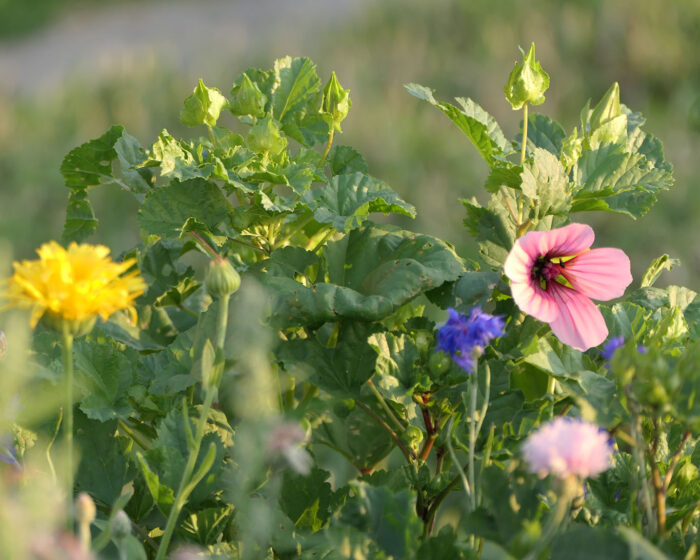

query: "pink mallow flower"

left=522, top=417, right=613, bottom=479
left=504, top=223, right=632, bottom=351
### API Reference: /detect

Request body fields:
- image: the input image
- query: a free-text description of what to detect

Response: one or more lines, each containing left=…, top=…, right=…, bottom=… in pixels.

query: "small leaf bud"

left=504, top=43, right=550, bottom=110
left=205, top=257, right=241, bottom=299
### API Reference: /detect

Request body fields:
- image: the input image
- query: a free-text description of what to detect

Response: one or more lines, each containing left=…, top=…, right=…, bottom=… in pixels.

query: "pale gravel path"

left=0, top=0, right=365, bottom=95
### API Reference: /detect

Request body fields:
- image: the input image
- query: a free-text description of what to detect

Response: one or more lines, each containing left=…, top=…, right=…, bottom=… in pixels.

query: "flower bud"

left=504, top=43, right=550, bottom=110
left=110, top=510, right=131, bottom=541
left=320, top=72, right=351, bottom=131
left=560, top=127, right=583, bottom=170
left=75, top=493, right=97, bottom=526
left=230, top=73, right=267, bottom=118
left=205, top=257, right=241, bottom=299
left=587, top=82, right=627, bottom=147
left=247, top=115, right=287, bottom=155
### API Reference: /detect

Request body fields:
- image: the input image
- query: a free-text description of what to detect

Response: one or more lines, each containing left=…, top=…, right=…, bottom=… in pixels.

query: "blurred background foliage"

left=0, top=0, right=698, bottom=286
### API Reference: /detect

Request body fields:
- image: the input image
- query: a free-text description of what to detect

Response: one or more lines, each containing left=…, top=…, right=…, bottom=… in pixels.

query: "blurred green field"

left=1, top=0, right=698, bottom=287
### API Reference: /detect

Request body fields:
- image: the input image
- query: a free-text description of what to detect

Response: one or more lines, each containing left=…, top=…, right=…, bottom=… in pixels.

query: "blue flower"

left=601, top=336, right=625, bottom=361
left=436, top=307, right=505, bottom=373
left=0, top=436, right=19, bottom=468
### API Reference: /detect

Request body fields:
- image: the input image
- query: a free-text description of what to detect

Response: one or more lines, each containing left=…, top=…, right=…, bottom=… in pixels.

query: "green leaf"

left=522, top=113, right=565, bottom=155
left=75, top=413, right=133, bottom=505
left=279, top=468, right=347, bottom=532
left=138, top=178, right=230, bottom=238
left=640, top=254, right=681, bottom=288
left=74, top=339, right=136, bottom=421
left=524, top=337, right=589, bottom=378
left=62, top=189, right=98, bottom=243
left=405, top=83, right=512, bottom=167
left=137, top=452, right=175, bottom=515
left=303, top=172, right=416, bottom=233
left=520, top=147, right=570, bottom=218
left=601, top=302, right=650, bottom=340
left=462, top=195, right=516, bottom=267
left=114, top=130, right=152, bottom=195
left=344, top=484, right=422, bottom=559
left=261, top=224, right=463, bottom=327
left=571, top=144, right=674, bottom=219
left=369, top=332, right=428, bottom=402
left=327, top=145, right=369, bottom=176
left=139, top=239, right=200, bottom=306
left=61, top=125, right=124, bottom=190
left=278, top=322, right=378, bottom=397
left=558, top=370, right=622, bottom=425
left=181, top=79, right=228, bottom=127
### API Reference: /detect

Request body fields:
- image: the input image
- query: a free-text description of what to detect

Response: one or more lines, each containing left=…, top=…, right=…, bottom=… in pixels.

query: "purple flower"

left=522, top=417, right=613, bottom=479
left=436, top=307, right=505, bottom=373
left=0, top=437, right=19, bottom=468
left=601, top=336, right=625, bottom=361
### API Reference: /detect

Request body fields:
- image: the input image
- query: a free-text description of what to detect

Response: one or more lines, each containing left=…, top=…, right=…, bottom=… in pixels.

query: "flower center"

left=531, top=256, right=564, bottom=289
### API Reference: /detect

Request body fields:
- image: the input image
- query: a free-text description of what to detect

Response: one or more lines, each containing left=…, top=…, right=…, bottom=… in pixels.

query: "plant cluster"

left=1, top=45, right=698, bottom=559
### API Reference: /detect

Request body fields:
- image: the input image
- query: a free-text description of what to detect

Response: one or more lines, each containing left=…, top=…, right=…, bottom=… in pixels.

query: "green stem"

left=190, top=232, right=219, bottom=259
left=355, top=400, right=415, bottom=464
left=517, top=103, right=529, bottom=223
left=46, top=408, right=63, bottom=484
left=467, top=371, right=478, bottom=512
left=61, top=325, right=75, bottom=524
left=629, top=400, right=654, bottom=534
left=155, top=294, right=230, bottom=559
left=207, top=125, right=218, bottom=149
left=318, top=127, right=335, bottom=169
left=368, top=379, right=405, bottom=433
left=523, top=478, right=576, bottom=560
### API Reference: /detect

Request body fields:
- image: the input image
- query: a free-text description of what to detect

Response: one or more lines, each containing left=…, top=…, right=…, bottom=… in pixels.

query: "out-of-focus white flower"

left=267, top=421, right=312, bottom=475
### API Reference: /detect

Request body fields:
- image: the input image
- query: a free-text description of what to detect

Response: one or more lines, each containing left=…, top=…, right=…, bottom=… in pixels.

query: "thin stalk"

left=664, top=431, right=691, bottom=489
left=445, top=418, right=471, bottom=498
left=368, top=379, right=405, bottom=433
left=650, top=417, right=666, bottom=536
left=155, top=387, right=216, bottom=560
left=629, top=407, right=654, bottom=533
left=46, top=408, right=63, bottom=484
left=523, top=477, right=576, bottom=560
left=155, top=293, right=230, bottom=559
left=474, top=362, right=491, bottom=437
left=355, top=400, right=415, bottom=464
left=318, top=127, right=335, bottom=169
left=517, top=103, right=529, bottom=223
left=61, top=325, right=75, bottom=522
left=467, top=373, right=478, bottom=512
left=207, top=125, right=218, bottom=149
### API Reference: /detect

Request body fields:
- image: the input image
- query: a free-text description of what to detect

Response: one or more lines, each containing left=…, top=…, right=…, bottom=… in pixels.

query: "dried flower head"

left=3, top=241, right=145, bottom=333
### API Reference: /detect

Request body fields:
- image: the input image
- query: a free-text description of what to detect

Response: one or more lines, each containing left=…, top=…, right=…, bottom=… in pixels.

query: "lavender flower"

left=601, top=336, right=625, bottom=361
left=436, top=307, right=505, bottom=373
left=522, top=417, right=613, bottom=479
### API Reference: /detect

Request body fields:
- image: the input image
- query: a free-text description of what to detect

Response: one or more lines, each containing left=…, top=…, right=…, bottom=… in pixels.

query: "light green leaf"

left=520, top=147, right=570, bottom=218
left=303, top=172, right=416, bottom=232
left=405, top=83, right=512, bottom=167
left=522, top=113, right=565, bottom=155
left=640, top=254, right=681, bottom=288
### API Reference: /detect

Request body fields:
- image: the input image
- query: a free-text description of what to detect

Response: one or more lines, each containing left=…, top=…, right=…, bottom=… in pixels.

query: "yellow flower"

left=3, top=241, right=146, bottom=331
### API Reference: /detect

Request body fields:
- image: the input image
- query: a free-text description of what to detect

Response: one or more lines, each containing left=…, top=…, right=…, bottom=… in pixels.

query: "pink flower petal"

left=563, top=248, right=632, bottom=301
left=519, top=223, right=595, bottom=260
left=547, top=282, right=608, bottom=351
left=503, top=241, right=535, bottom=284
left=510, top=280, right=559, bottom=323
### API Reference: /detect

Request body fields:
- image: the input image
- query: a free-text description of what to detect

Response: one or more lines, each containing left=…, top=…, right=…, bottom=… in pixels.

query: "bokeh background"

left=1, top=0, right=698, bottom=287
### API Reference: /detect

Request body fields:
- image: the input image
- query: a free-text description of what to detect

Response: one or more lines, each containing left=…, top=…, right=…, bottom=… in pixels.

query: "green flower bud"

left=429, top=351, right=451, bottom=377
left=180, top=79, right=228, bottom=127
left=205, top=257, right=241, bottom=299
left=247, top=115, right=287, bottom=155
left=403, top=425, right=424, bottom=453
left=504, top=43, right=550, bottom=110
left=587, top=82, right=627, bottom=147
left=675, top=461, right=698, bottom=488
left=560, top=127, right=583, bottom=169
left=111, top=510, right=131, bottom=541
left=414, top=330, right=432, bottom=356
left=321, top=71, right=351, bottom=131
left=230, top=73, right=267, bottom=118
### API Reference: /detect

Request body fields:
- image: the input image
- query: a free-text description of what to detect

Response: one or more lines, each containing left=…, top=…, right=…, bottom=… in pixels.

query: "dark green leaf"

left=522, top=113, right=565, bottom=155
left=138, top=178, right=230, bottom=238
left=328, top=145, right=369, bottom=176
left=62, top=189, right=98, bottom=243
left=279, top=468, right=347, bottom=532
